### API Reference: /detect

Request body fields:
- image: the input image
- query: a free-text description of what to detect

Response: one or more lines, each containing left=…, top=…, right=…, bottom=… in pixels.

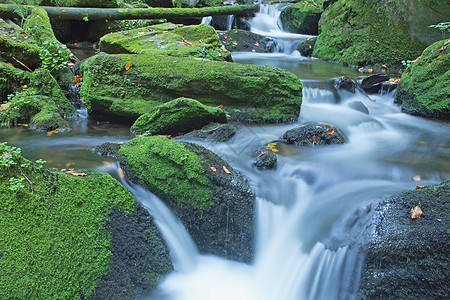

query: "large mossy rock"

left=99, top=23, right=232, bottom=62
left=131, top=97, right=226, bottom=136
left=0, top=143, right=172, bottom=299
left=23, top=7, right=58, bottom=45
left=80, top=53, right=302, bottom=123
left=359, top=181, right=449, bottom=299
left=119, top=136, right=255, bottom=262
left=280, top=3, right=322, bottom=35
left=313, top=0, right=450, bottom=67
left=0, top=18, right=40, bottom=70
left=219, top=29, right=276, bottom=53
left=394, top=39, right=449, bottom=120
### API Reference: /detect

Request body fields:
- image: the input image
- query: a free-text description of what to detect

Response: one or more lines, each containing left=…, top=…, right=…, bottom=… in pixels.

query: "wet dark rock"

left=296, top=37, right=317, bottom=57
left=348, top=101, right=369, bottom=114
left=334, top=76, right=357, bottom=93
left=91, top=205, right=172, bottom=300
left=359, top=181, right=450, bottom=299
left=219, top=29, right=276, bottom=53
left=360, top=73, right=390, bottom=94
left=253, top=147, right=277, bottom=170
left=183, top=122, right=237, bottom=142
left=94, top=142, right=120, bottom=157
left=281, top=122, right=345, bottom=146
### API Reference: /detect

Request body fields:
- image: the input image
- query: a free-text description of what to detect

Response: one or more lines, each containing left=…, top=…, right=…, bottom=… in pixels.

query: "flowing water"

left=1, top=4, right=449, bottom=300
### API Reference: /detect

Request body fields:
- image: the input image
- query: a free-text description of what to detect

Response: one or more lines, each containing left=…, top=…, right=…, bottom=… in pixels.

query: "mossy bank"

left=118, top=136, right=255, bottom=262
left=80, top=53, right=302, bottom=123
left=0, top=142, right=171, bottom=299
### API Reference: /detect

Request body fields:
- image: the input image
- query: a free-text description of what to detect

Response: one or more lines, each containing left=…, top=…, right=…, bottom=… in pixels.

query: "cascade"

left=201, top=16, right=212, bottom=25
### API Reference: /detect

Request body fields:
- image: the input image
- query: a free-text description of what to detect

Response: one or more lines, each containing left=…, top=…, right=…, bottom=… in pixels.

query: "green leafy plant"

left=0, top=88, right=37, bottom=126
left=294, top=0, right=324, bottom=11
left=429, top=22, right=450, bottom=39
left=38, top=40, right=71, bottom=71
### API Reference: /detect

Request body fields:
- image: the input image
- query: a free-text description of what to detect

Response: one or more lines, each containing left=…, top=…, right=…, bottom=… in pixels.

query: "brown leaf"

left=410, top=206, right=422, bottom=219
left=124, top=62, right=131, bottom=71
left=222, top=166, right=231, bottom=174
left=327, top=128, right=335, bottom=135
left=312, top=135, right=317, bottom=145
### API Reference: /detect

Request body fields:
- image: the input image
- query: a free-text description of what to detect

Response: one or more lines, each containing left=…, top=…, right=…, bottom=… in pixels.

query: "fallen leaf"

left=295, top=124, right=306, bottom=129
left=124, top=62, right=131, bottom=71
left=71, top=172, right=87, bottom=176
left=218, top=104, right=223, bottom=109
left=157, top=135, right=171, bottom=138
left=210, top=167, right=216, bottom=172
left=410, top=206, right=422, bottom=219
left=46, top=130, right=58, bottom=136
left=60, top=8, right=65, bottom=12
left=413, top=175, right=421, bottom=182
left=222, top=166, right=231, bottom=174
left=117, top=141, right=124, bottom=145
left=0, top=103, right=10, bottom=110
left=271, top=148, right=279, bottom=152
left=137, top=31, right=145, bottom=35
left=102, top=161, right=111, bottom=166
left=312, top=135, right=317, bottom=145
left=118, top=167, right=125, bottom=178
left=415, top=186, right=424, bottom=189
left=65, top=162, right=73, bottom=168
left=327, top=128, right=335, bottom=135
left=436, top=54, right=443, bottom=60
left=257, top=152, right=265, bottom=158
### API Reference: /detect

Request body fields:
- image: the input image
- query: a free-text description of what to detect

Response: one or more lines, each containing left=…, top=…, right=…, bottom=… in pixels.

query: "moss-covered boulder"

left=183, top=122, right=237, bottom=142
left=394, top=39, right=449, bottom=120
left=0, top=142, right=172, bottom=299
left=119, top=136, right=255, bottom=262
left=359, top=181, right=449, bottom=299
left=39, top=0, right=118, bottom=8
left=80, top=53, right=302, bottom=123
left=313, top=0, right=450, bottom=67
left=219, top=29, right=276, bottom=53
left=280, top=3, right=323, bottom=35
left=281, top=122, right=345, bottom=146
left=99, top=23, right=232, bottom=62
left=131, top=97, right=226, bottom=136
left=0, top=19, right=40, bottom=70
left=23, top=7, right=58, bottom=45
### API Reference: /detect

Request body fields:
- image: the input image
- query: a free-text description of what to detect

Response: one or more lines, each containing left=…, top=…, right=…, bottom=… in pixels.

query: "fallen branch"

left=0, top=4, right=260, bottom=21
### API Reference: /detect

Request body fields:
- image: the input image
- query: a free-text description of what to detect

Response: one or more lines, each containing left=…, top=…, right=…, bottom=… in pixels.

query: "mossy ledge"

left=0, top=142, right=171, bottom=299
left=80, top=53, right=302, bottom=123
left=394, top=39, right=450, bottom=120
left=118, top=136, right=255, bottom=262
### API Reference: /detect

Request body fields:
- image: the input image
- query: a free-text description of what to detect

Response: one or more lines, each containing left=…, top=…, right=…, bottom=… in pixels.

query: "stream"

left=1, top=3, right=449, bottom=300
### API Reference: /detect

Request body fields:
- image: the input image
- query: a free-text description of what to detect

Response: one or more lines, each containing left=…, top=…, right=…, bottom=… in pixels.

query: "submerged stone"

left=183, top=122, right=237, bottom=142
left=130, top=97, right=227, bottom=136
left=80, top=53, right=302, bottom=123
left=253, top=146, right=277, bottom=170
left=394, top=39, right=450, bottom=120
left=281, top=122, right=345, bottom=146
left=360, top=73, right=390, bottom=94
left=119, top=136, right=255, bottom=262
left=99, top=23, right=231, bottom=61
left=359, top=181, right=449, bottom=299
left=0, top=143, right=171, bottom=299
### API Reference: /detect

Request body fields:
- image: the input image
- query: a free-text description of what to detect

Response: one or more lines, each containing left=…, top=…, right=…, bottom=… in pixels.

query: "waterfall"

left=249, top=3, right=315, bottom=54
left=201, top=16, right=212, bottom=25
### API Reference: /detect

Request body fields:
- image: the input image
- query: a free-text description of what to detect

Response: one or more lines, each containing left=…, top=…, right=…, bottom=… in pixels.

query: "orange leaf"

left=271, top=148, right=279, bottom=152
left=415, top=186, right=424, bottom=190
left=124, top=62, right=131, bottom=71
left=222, top=166, right=231, bottom=174
left=118, top=167, right=125, bottom=179
left=410, top=206, right=422, bottom=219
left=257, top=152, right=265, bottom=158
left=436, top=54, right=443, bottom=60
left=312, top=135, right=317, bottom=145
left=60, top=8, right=65, bottom=12
left=117, top=142, right=124, bottom=145
left=218, top=104, right=223, bottom=109
left=210, top=167, right=216, bottom=172
left=102, top=161, right=111, bottom=166
left=46, top=130, right=58, bottom=136
left=327, top=128, right=335, bottom=135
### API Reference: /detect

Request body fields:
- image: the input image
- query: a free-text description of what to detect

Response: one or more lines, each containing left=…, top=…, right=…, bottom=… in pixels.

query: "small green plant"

left=401, top=59, right=412, bottom=68
left=1, top=88, right=37, bottom=126
left=295, top=0, right=324, bottom=11
left=429, top=22, right=450, bottom=39
left=38, top=40, right=71, bottom=71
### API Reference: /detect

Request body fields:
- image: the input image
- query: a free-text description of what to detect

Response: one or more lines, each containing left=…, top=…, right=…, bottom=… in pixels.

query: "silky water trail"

left=0, top=6, right=449, bottom=300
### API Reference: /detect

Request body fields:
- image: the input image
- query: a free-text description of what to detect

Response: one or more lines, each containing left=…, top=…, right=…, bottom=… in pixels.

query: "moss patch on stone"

left=280, top=4, right=322, bottom=35
left=131, top=97, right=226, bottom=136
left=99, top=23, right=231, bottom=61
left=119, top=136, right=213, bottom=210
left=394, top=39, right=449, bottom=120
left=23, top=7, right=58, bottom=45
left=313, top=0, right=430, bottom=67
left=80, top=53, right=302, bottom=123
left=0, top=142, right=136, bottom=299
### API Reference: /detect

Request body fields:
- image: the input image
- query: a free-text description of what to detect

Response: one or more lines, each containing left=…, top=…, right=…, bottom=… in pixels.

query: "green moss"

left=313, top=0, right=428, bottom=67
left=99, top=23, right=231, bottom=61
left=119, top=136, right=213, bottom=210
left=0, top=61, right=28, bottom=101
left=280, top=4, right=322, bottom=35
left=394, top=39, right=450, bottom=120
left=80, top=53, right=302, bottom=123
left=23, top=7, right=58, bottom=45
left=131, top=97, right=226, bottom=135
left=0, top=142, right=135, bottom=299
left=39, top=0, right=119, bottom=8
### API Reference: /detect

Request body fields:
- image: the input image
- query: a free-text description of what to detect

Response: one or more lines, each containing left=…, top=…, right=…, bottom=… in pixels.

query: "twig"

left=11, top=56, right=33, bottom=72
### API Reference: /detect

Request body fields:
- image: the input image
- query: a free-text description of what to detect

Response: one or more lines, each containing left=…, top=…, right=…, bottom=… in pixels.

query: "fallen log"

left=0, top=4, right=260, bottom=21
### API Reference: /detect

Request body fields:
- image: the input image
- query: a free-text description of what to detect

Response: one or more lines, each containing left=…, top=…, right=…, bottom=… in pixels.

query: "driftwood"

left=0, top=4, right=260, bottom=21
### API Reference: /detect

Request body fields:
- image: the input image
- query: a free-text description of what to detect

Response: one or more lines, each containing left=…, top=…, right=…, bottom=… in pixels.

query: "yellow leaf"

left=125, top=62, right=131, bottom=71
left=410, top=206, right=422, bottom=219
left=271, top=148, right=279, bottom=152
left=117, top=141, right=124, bottom=145
left=222, top=166, right=231, bottom=174
left=65, top=162, right=73, bottom=168
left=118, top=167, right=125, bottom=179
